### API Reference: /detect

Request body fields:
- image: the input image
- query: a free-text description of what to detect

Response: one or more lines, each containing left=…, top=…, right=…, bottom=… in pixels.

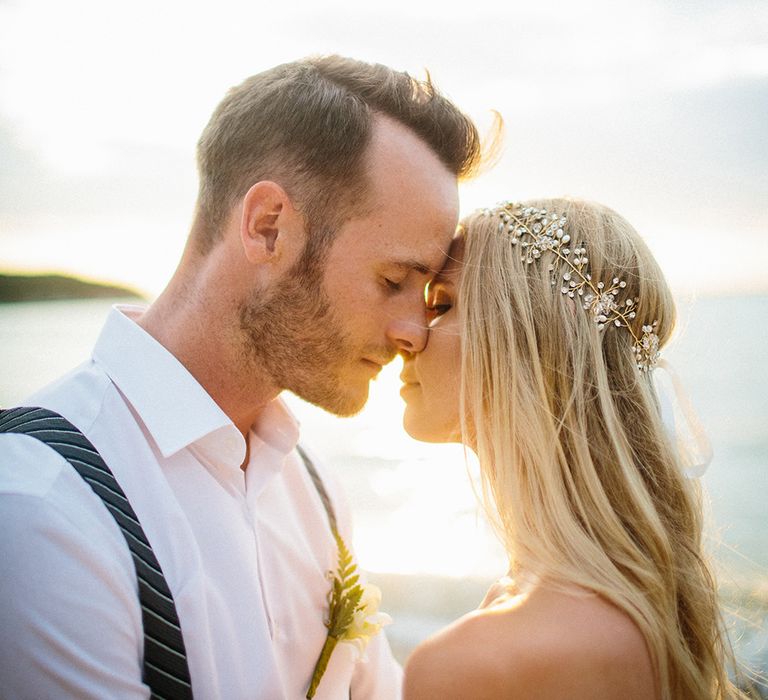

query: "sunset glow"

left=1, top=0, right=766, bottom=296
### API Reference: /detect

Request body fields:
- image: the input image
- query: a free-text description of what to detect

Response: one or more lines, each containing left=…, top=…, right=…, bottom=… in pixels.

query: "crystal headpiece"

left=482, top=202, right=661, bottom=372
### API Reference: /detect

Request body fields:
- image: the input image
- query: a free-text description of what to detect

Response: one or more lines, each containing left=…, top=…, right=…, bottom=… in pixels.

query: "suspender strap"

left=296, top=443, right=338, bottom=534
left=0, top=407, right=193, bottom=700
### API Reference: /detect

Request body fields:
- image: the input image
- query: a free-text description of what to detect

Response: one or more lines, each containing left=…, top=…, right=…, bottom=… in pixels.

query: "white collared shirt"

left=0, top=305, right=402, bottom=700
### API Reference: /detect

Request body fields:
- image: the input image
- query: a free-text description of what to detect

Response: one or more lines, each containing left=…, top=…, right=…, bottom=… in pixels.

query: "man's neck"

left=137, top=278, right=281, bottom=440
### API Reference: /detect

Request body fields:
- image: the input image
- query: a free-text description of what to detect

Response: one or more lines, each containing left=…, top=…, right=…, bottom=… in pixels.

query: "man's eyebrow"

left=388, top=260, right=435, bottom=276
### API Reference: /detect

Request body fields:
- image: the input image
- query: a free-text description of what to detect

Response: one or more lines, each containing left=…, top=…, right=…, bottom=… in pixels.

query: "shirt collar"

left=245, top=398, right=301, bottom=500
left=92, top=304, right=246, bottom=469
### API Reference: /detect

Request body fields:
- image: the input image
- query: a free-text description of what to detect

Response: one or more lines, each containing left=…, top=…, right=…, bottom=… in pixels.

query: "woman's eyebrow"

left=426, top=275, right=455, bottom=294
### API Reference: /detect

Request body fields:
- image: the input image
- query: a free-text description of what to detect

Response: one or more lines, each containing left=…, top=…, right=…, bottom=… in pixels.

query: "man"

left=0, top=56, right=482, bottom=698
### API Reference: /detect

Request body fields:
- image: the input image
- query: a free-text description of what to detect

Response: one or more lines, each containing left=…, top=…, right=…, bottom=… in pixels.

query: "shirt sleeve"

left=0, top=435, right=148, bottom=700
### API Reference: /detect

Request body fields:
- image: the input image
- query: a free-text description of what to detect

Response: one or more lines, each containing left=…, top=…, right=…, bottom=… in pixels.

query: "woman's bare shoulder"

left=403, top=605, right=516, bottom=700
left=403, top=582, right=656, bottom=700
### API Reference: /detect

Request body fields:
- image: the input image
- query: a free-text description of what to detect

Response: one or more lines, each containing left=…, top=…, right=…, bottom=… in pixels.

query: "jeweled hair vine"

left=482, top=202, right=661, bottom=372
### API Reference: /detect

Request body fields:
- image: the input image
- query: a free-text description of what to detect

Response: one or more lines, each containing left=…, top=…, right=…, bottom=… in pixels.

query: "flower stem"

left=306, top=635, right=338, bottom=699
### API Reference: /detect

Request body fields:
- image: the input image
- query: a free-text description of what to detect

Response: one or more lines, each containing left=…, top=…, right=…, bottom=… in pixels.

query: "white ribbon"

left=653, top=358, right=713, bottom=478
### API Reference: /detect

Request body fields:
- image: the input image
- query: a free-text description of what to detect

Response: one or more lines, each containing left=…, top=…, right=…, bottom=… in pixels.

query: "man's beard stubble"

left=237, top=234, right=368, bottom=416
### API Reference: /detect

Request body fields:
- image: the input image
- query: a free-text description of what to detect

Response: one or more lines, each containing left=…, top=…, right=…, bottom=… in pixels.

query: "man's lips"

left=363, top=354, right=396, bottom=370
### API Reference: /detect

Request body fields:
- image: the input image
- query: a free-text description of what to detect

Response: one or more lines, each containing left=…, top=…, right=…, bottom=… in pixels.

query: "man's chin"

left=294, top=380, right=370, bottom=418
left=319, top=389, right=369, bottom=418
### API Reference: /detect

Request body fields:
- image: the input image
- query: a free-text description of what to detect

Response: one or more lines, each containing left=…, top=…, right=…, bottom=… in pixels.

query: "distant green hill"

left=0, top=273, right=145, bottom=302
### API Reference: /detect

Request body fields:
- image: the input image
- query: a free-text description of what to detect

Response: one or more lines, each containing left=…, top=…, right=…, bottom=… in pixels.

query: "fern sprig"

left=307, top=530, right=367, bottom=698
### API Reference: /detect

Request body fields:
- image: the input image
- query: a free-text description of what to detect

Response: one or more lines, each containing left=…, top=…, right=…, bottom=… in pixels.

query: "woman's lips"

left=399, top=381, right=420, bottom=396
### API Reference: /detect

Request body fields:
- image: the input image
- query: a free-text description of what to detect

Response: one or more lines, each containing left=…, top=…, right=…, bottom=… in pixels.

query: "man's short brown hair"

left=193, top=55, right=484, bottom=253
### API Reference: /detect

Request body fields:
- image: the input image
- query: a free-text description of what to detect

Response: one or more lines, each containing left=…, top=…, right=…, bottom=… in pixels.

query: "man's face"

left=240, top=115, right=459, bottom=416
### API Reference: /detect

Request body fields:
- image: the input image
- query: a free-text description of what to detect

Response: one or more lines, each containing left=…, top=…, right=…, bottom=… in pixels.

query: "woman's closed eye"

left=427, top=302, right=451, bottom=317
left=426, top=290, right=453, bottom=324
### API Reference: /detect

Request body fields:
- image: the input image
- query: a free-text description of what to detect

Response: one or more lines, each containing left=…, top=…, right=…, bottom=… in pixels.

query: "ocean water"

left=1, top=297, right=766, bottom=677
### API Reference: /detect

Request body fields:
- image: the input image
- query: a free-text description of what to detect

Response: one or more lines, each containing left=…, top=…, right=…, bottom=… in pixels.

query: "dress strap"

left=0, top=406, right=193, bottom=700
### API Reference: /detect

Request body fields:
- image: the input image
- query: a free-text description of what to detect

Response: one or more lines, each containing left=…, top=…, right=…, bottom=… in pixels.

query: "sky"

left=0, top=0, right=766, bottom=296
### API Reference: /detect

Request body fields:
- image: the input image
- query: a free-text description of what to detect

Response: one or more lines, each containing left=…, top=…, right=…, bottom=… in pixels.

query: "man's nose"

left=386, top=310, right=429, bottom=354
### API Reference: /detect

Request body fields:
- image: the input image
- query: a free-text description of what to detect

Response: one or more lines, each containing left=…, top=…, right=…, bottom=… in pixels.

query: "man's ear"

left=239, top=181, right=300, bottom=265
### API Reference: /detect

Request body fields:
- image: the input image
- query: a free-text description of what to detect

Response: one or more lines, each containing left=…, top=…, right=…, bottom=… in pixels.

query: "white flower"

left=340, top=584, right=392, bottom=660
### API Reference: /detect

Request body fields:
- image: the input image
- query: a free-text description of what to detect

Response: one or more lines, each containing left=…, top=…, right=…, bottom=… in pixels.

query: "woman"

left=400, top=199, right=746, bottom=699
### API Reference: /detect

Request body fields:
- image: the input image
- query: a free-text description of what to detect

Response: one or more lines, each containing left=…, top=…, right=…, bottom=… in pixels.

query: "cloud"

left=0, top=0, right=765, bottom=293
left=0, top=126, right=196, bottom=225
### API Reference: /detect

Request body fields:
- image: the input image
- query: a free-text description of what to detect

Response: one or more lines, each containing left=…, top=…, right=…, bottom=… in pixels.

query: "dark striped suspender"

left=0, top=407, right=193, bottom=700
left=1, top=406, right=340, bottom=700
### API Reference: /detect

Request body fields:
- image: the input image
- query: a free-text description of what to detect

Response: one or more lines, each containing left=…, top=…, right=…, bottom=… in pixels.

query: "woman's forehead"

left=435, top=234, right=464, bottom=281
left=447, top=234, right=465, bottom=261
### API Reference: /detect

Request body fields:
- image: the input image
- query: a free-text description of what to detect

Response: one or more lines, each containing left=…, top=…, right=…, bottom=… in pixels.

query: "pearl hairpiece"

left=482, top=202, right=661, bottom=372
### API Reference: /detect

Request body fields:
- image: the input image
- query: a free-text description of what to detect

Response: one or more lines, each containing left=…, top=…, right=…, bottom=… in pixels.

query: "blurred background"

left=1, top=0, right=766, bottom=686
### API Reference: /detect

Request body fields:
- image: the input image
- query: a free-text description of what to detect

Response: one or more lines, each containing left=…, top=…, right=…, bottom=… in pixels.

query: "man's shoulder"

left=0, top=430, right=74, bottom=498
left=22, top=359, right=114, bottom=433
left=0, top=423, right=132, bottom=557
left=0, top=361, right=115, bottom=490
left=0, top=364, right=136, bottom=569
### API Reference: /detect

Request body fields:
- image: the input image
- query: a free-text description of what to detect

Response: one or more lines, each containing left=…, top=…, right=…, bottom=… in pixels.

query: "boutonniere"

left=306, top=531, right=392, bottom=699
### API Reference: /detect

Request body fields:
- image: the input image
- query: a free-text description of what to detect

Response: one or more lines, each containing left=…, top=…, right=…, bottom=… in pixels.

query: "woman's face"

left=400, top=236, right=464, bottom=443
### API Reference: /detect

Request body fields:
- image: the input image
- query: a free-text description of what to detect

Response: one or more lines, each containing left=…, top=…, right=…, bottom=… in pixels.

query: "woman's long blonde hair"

left=459, top=198, right=744, bottom=699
